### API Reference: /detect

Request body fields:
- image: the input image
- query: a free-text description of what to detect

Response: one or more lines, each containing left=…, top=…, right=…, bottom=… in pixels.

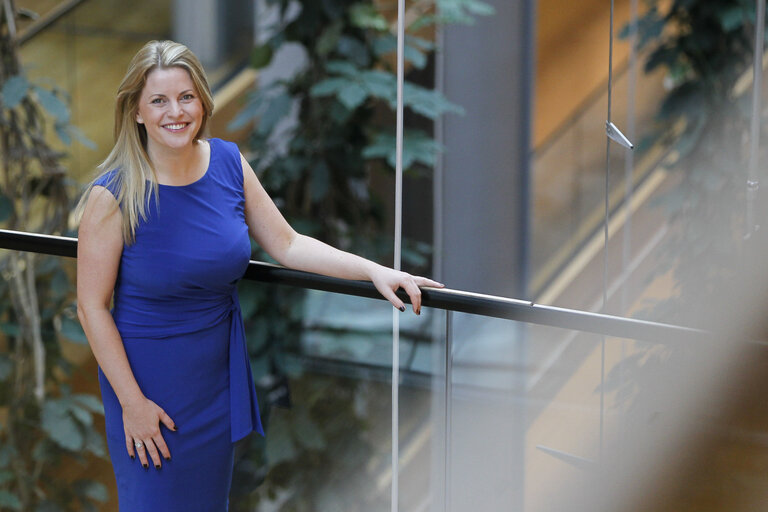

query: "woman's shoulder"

left=92, top=168, right=122, bottom=200
left=209, top=137, right=241, bottom=158
left=208, top=138, right=245, bottom=186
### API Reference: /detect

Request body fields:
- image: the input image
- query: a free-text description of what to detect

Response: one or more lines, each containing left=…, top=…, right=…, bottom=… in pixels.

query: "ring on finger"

left=135, top=440, right=144, bottom=449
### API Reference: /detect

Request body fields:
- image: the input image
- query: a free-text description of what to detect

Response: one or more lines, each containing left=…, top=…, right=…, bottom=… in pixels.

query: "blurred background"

left=3, top=0, right=768, bottom=510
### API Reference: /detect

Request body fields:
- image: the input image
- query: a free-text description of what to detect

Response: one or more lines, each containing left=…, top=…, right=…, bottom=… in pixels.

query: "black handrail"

left=0, top=228, right=705, bottom=343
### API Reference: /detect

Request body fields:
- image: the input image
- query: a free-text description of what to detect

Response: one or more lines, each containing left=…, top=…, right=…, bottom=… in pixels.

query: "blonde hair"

left=76, top=40, right=214, bottom=244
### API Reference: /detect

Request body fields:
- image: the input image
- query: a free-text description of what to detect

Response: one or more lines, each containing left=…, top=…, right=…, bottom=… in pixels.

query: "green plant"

left=229, top=0, right=491, bottom=509
left=0, top=2, right=104, bottom=510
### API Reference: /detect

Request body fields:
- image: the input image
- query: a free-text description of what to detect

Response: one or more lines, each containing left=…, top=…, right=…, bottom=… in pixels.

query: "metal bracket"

left=536, top=445, right=598, bottom=470
left=606, top=121, right=634, bottom=150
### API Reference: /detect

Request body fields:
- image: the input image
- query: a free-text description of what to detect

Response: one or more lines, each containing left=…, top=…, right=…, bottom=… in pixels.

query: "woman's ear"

left=136, top=112, right=144, bottom=124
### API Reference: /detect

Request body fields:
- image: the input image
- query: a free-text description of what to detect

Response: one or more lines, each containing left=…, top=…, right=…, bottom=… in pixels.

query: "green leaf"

left=55, top=122, right=71, bottom=146
left=42, top=399, right=84, bottom=451
left=0, top=191, right=11, bottom=222
left=73, top=393, right=104, bottom=414
left=0, top=490, right=22, bottom=511
left=1, top=75, right=30, bottom=108
left=337, top=36, right=370, bottom=67
left=325, top=60, right=359, bottom=77
left=0, top=354, right=12, bottom=381
left=59, top=315, right=88, bottom=344
left=337, top=82, right=368, bottom=109
left=310, top=77, right=350, bottom=97
left=257, top=93, right=292, bottom=136
left=349, top=3, right=388, bottom=31
left=69, top=403, right=93, bottom=427
left=372, top=35, right=428, bottom=69
left=251, top=44, right=274, bottom=69
left=359, top=70, right=396, bottom=102
left=403, top=83, right=464, bottom=119
left=317, top=21, right=343, bottom=57
left=83, top=426, right=107, bottom=458
left=74, top=480, right=108, bottom=503
left=364, top=130, right=443, bottom=169
left=69, top=125, right=97, bottom=150
left=34, top=86, right=69, bottom=123
left=717, top=6, right=744, bottom=32
left=0, top=322, right=19, bottom=337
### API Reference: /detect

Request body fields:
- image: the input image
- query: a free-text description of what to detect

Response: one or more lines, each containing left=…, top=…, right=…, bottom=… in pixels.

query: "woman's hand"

left=122, top=396, right=177, bottom=469
left=370, top=266, right=445, bottom=315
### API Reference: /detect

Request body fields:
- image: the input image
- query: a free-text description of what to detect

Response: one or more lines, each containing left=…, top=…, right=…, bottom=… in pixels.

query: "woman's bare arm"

left=77, top=186, right=175, bottom=468
left=240, top=154, right=444, bottom=313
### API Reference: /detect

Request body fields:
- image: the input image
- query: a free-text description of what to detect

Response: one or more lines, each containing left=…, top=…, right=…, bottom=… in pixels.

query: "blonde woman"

left=76, top=40, right=442, bottom=511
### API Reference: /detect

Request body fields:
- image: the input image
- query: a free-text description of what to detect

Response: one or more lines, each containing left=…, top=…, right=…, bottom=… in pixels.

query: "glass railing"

left=0, top=229, right=703, bottom=511
left=530, top=55, right=669, bottom=298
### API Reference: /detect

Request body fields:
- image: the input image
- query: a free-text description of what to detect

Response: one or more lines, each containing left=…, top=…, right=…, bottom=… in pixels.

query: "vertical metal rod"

left=443, top=311, right=453, bottom=512
left=392, top=0, right=405, bottom=509
left=619, top=0, right=639, bottom=454
left=600, top=0, right=616, bottom=457
left=621, top=0, right=638, bottom=315
left=434, top=10, right=445, bottom=284
left=746, top=0, right=766, bottom=240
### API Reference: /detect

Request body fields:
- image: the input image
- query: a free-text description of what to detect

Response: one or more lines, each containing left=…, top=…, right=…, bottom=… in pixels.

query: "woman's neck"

left=147, top=140, right=206, bottom=185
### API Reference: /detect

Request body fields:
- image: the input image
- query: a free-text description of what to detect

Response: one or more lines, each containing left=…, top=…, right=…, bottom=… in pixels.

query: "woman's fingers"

left=415, top=276, right=445, bottom=288
left=158, top=408, right=177, bottom=432
left=401, top=278, right=422, bottom=314
left=377, top=283, right=405, bottom=311
left=145, top=438, right=163, bottom=469
left=132, top=436, right=150, bottom=468
left=125, top=435, right=136, bottom=460
left=153, top=433, right=171, bottom=461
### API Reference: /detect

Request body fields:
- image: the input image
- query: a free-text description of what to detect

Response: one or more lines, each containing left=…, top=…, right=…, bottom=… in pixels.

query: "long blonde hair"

left=77, top=40, right=214, bottom=244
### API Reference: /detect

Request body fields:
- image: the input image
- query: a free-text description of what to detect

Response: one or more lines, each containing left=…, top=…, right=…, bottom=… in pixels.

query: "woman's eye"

left=182, top=94, right=194, bottom=100
left=151, top=98, right=165, bottom=104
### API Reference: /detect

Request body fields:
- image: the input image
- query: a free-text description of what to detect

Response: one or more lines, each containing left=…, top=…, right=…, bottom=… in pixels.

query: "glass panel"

left=531, top=57, right=668, bottom=300
left=401, top=309, right=672, bottom=512
left=232, top=284, right=397, bottom=510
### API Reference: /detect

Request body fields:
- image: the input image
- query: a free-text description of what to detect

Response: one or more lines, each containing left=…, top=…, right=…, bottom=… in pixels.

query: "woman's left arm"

left=241, top=154, right=444, bottom=314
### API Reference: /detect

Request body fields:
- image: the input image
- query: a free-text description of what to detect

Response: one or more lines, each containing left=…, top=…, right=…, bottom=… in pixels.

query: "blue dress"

left=93, top=138, right=264, bottom=511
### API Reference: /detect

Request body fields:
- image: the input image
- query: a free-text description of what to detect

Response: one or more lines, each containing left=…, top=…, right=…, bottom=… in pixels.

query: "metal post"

left=443, top=311, right=453, bottom=512
left=746, top=0, right=765, bottom=240
left=392, top=0, right=405, bottom=509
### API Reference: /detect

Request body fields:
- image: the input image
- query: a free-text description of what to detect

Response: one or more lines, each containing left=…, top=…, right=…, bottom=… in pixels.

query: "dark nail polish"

left=416, top=309, right=421, bottom=315
left=143, top=463, right=148, bottom=469
left=130, top=455, right=135, bottom=460
left=398, top=305, right=405, bottom=312
left=155, top=464, right=161, bottom=469
left=165, top=456, right=171, bottom=461
left=173, top=425, right=178, bottom=431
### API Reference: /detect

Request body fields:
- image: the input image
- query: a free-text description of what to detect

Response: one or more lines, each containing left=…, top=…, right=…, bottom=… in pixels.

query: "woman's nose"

left=168, top=100, right=183, bottom=117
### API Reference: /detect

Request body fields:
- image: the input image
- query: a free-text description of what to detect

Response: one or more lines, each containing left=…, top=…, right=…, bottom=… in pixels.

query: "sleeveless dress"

left=93, top=138, right=264, bottom=511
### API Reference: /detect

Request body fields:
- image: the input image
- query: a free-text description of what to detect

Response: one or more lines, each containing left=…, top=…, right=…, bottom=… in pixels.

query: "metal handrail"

left=0, top=228, right=705, bottom=343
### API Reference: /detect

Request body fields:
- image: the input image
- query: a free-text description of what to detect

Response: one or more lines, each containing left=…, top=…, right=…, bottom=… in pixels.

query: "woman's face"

left=135, top=66, right=204, bottom=154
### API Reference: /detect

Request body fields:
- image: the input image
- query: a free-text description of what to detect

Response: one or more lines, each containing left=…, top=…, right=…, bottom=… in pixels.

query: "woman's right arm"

left=76, top=186, right=175, bottom=469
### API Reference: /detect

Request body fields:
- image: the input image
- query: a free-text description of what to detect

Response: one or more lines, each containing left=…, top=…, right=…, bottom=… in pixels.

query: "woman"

left=76, top=40, right=442, bottom=511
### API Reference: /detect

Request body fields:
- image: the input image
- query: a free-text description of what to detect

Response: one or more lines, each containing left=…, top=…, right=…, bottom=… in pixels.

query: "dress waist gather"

left=113, top=288, right=264, bottom=441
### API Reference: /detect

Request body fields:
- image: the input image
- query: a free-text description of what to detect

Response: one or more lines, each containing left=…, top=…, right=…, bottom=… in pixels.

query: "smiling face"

left=135, top=66, right=204, bottom=154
